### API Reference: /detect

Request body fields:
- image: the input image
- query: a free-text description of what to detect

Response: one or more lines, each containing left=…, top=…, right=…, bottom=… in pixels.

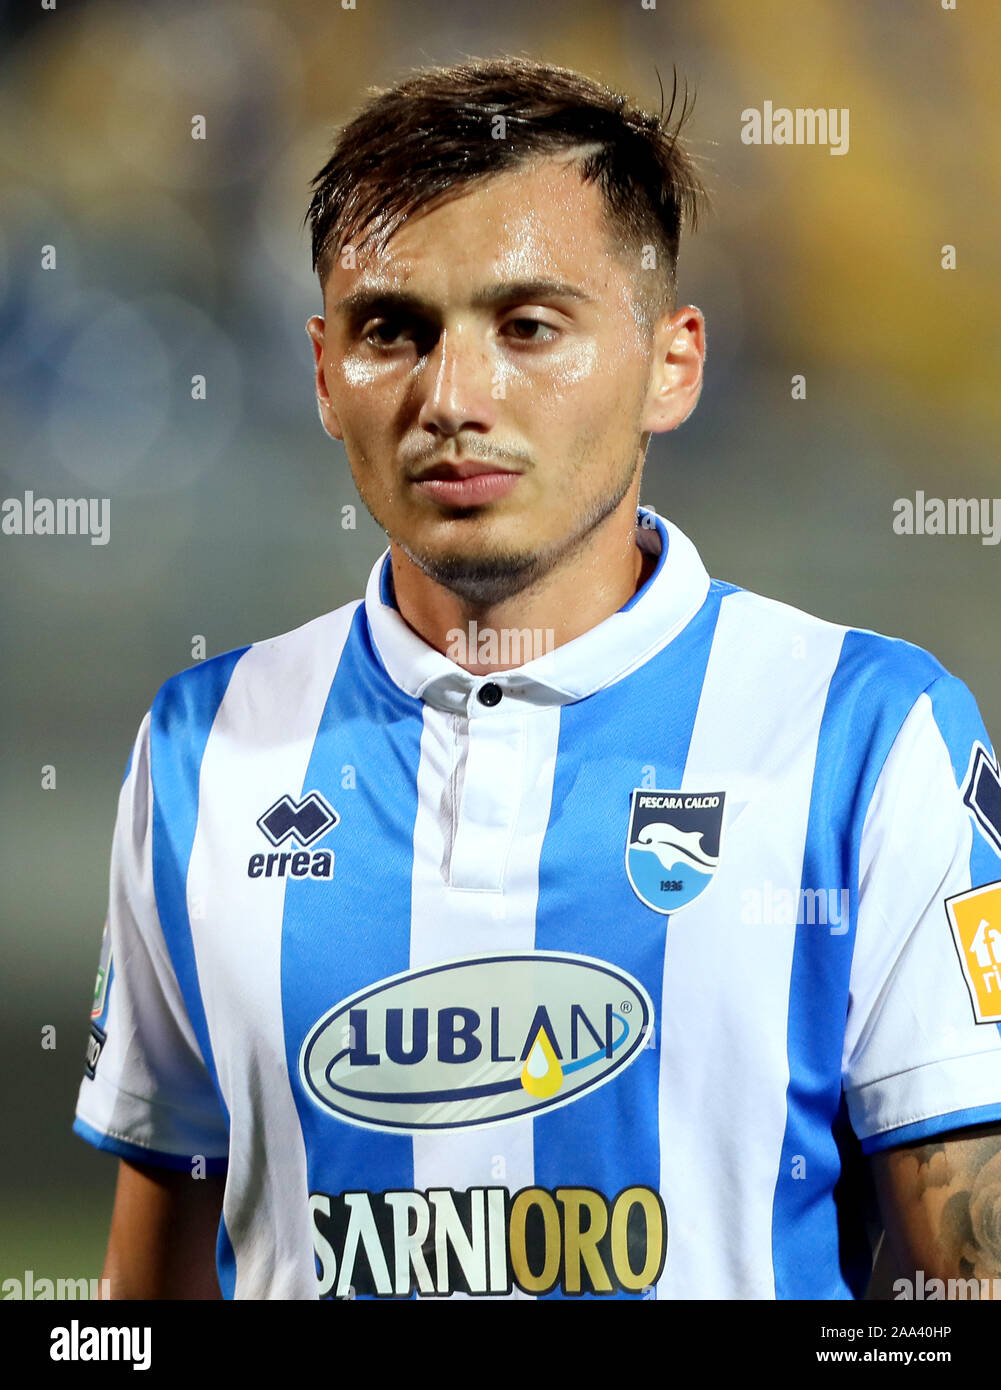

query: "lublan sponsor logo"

left=310, top=1185, right=667, bottom=1298
left=299, top=953, right=654, bottom=1131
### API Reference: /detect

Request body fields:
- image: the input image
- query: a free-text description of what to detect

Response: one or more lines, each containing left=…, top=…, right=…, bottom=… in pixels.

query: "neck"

left=388, top=493, right=656, bottom=675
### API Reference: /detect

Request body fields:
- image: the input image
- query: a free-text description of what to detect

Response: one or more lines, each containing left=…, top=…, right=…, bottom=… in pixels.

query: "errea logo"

left=247, top=791, right=337, bottom=881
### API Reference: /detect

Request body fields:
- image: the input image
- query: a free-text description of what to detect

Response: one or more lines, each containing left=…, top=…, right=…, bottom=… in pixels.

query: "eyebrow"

left=333, top=279, right=594, bottom=323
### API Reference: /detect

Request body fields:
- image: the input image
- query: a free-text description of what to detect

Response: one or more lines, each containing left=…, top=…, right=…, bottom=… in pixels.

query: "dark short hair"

left=304, top=56, right=708, bottom=319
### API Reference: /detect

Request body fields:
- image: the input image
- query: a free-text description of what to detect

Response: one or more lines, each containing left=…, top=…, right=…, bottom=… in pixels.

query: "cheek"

left=541, top=326, right=645, bottom=390
left=545, top=339, right=602, bottom=391
left=339, top=357, right=384, bottom=390
left=501, top=342, right=604, bottom=427
left=523, top=340, right=642, bottom=439
left=327, top=361, right=392, bottom=451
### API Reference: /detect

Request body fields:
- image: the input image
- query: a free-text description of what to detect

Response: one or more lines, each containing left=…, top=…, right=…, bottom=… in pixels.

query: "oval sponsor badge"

left=299, top=952, right=654, bottom=1132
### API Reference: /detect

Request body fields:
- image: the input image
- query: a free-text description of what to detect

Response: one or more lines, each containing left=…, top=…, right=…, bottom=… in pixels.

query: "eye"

left=502, top=317, right=560, bottom=343
left=361, top=316, right=420, bottom=348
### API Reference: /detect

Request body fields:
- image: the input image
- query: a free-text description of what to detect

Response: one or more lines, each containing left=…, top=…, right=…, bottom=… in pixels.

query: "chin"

left=402, top=534, right=545, bottom=606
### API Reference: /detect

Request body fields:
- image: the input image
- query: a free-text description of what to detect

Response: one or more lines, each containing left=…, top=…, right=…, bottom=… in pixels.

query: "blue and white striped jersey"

left=74, top=505, right=1001, bottom=1299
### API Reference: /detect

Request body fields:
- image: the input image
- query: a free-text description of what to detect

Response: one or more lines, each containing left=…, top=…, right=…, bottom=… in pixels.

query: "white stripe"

left=656, top=591, right=844, bottom=1298
left=186, top=606, right=360, bottom=1298
left=409, top=702, right=562, bottom=1298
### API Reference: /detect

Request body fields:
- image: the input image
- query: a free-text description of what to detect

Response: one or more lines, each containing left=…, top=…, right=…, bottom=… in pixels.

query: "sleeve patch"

left=945, top=880, right=1001, bottom=1024
left=90, top=920, right=112, bottom=1020
left=963, top=742, right=1001, bottom=855
left=84, top=1021, right=107, bottom=1080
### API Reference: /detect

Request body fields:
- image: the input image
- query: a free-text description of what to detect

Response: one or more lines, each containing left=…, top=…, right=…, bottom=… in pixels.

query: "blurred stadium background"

left=1, top=0, right=999, bottom=1287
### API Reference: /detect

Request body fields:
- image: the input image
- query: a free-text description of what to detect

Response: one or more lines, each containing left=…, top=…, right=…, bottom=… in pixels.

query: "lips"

left=411, top=459, right=522, bottom=506
left=415, top=459, right=518, bottom=481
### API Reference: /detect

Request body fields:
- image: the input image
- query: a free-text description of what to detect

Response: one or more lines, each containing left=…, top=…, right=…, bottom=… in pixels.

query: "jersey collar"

left=363, top=505, right=711, bottom=714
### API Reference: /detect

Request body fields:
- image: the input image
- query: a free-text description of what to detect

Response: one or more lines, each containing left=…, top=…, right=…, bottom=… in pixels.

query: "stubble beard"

left=378, top=454, right=643, bottom=607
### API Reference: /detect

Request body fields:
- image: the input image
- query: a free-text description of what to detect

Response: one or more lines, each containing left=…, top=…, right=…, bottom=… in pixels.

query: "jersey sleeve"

left=844, top=672, right=1001, bottom=1153
left=72, top=711, right=230, bottom=1171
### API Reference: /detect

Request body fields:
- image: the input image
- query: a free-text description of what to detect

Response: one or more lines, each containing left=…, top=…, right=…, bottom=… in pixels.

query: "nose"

left=416, top=324, right=496, bottom=437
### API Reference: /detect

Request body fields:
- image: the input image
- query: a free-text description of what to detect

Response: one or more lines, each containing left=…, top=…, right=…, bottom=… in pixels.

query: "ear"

left=305, top=315, right=344, bottom=441
left=640, top=305, right=705, bottom=434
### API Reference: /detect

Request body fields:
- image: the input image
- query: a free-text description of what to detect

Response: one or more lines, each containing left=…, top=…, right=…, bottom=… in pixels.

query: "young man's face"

left=307, top=156, right=703, bottom=604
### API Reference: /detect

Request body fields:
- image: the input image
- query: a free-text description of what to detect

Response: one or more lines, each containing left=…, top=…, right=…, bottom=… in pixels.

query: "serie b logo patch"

left=625, top=789, right=725, bottom=914
left=945, top=881, right=1001, bottom=1024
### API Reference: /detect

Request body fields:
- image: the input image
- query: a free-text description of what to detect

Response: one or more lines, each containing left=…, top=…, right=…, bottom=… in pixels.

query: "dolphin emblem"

left=628, top=821, right=719, bottom=875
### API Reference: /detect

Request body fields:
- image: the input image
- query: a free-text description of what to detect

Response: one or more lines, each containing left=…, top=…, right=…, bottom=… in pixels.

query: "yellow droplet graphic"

left=520, top=1028, right=564, bottom=1098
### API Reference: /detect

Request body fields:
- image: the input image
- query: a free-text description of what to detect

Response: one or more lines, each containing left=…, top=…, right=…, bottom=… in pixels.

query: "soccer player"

left=75, top=58, right=1001, bottom=1300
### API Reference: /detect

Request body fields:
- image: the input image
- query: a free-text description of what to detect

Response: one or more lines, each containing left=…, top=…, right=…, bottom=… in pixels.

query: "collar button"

left=477, top=681, right=502, bottom=707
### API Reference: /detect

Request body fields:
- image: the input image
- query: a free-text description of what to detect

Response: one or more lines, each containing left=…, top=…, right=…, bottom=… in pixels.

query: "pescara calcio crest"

left=626, top=789, right=725, bottom=914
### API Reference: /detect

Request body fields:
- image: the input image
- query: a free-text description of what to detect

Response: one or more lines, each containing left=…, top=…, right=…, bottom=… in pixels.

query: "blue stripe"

left=378, top=553, right=396, bottom=608
left=71, top=1115, right=228, bottom=1174
left=149, top=646, right=248, bottom=1299
left=618, top=508, right=668, bottom=613
left=862, top=1103, right=1001, bottom=1154
left=280, top=605, right=423, bottom=1299
left=216, top=1220, right=237, bottom=1299
left=150, top=648, right=249, bottom=1096
left=771, top=630, right=946, bottom=1300
left=532, top=580, right=729, bottom=1298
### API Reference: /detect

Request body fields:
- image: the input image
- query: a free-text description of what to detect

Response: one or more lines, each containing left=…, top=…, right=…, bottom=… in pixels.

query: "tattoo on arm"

left=881, top=1127, right=1001, bottom=1280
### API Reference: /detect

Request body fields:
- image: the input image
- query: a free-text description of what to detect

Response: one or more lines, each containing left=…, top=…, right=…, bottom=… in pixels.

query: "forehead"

left=327, top=156, right=631, bottom=305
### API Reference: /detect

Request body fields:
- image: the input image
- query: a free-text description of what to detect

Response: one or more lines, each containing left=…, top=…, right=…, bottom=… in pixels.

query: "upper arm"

left=102, top=1157, right=226, bottom=1300
left=843, top=675, right=1001, bottom=1296
left=74, top=712, right=230, bottom=1168
left=843, top=675, right=1001, bottom=1155
left=871, top=1122, right=1001, bottom=1295
left=75, top=712, right=231, bottom=1292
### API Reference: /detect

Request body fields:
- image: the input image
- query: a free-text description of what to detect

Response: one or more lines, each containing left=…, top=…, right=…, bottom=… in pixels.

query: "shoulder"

left=711, top=579, right=952, bottom=709
left=148, top=597, right=365, bottom=745
left=702, top=580, right=990, bottom=800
